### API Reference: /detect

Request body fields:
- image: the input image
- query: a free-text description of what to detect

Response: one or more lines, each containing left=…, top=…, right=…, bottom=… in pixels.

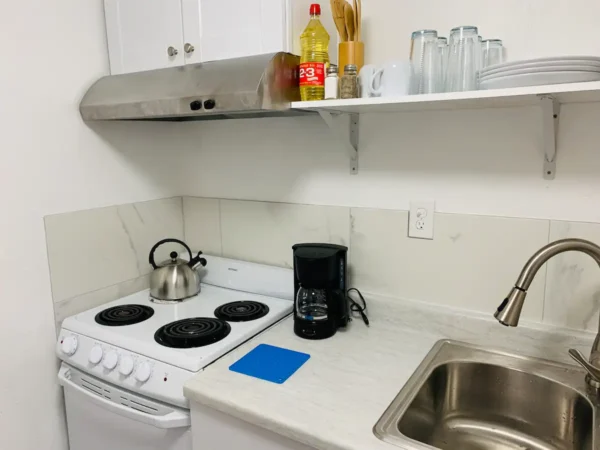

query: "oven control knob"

left=103, top=351, right=119, bottom=370
left=61, top=335, right=78, bottom=356
left=119, top=356, right=134, bottom=376
left=89, top=345, right=103, bottom=365
left=135, top=361, right=152, bottom=383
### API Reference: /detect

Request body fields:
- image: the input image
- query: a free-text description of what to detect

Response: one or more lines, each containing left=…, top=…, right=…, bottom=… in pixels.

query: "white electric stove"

left=56, top=255, right=293, bottom=450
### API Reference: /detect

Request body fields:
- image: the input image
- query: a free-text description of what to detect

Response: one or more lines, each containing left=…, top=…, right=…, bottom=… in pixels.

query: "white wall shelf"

left=293, top=81, right=600, bottom=114
left=295, top=81, right=600, bottom=177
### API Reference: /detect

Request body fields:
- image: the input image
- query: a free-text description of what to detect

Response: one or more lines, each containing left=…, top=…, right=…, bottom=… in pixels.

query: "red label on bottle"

left=299, top=62, right=326, bottom=87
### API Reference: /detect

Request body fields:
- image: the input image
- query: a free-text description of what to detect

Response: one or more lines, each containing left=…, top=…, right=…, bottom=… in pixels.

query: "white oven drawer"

left=59, top=363, right=192, bottom=450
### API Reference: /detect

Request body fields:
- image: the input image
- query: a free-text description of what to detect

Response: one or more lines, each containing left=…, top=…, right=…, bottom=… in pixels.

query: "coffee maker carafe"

left=292, top=244, right=349, bottom=340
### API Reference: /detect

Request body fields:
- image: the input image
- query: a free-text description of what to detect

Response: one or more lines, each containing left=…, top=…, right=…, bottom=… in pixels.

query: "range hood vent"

left=80, top=52, right=311, bottom=122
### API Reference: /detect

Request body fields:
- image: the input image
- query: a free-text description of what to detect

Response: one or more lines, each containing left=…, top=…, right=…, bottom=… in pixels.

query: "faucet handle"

left=569, top=349, right=600, bottom=383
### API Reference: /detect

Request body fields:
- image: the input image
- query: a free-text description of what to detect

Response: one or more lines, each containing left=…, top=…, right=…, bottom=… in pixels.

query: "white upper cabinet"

left=104, top=0, right=185, bottom=74
left=185, top=0, right=290, bottom=63
left=104, top=0, right=291, bottom=75
left=180, top=0, right=203, bottom=65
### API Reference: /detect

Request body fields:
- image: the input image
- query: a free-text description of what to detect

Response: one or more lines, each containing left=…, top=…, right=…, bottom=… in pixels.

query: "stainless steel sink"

left=374, top=340, right=598, bottom=450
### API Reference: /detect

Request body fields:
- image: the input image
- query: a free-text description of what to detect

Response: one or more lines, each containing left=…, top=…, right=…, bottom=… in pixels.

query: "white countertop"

left=183, top=294, right=596, bottom=450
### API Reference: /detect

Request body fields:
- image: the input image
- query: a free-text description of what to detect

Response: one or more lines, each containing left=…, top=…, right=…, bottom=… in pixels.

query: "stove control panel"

left=61, top=335, right=78, bottom=356
left=135, top=360, right=153, bottom=383
left=103, top=351, right=119, bottom=370
left=119, top=355, right=135, bottom=376
left=56, top=329, right=196, bottom=408
left=88, top=345, right=103, bottom=364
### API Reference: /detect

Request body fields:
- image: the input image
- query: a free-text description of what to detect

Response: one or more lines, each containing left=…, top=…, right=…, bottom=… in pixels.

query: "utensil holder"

left=339, top=41, right=365, bottom=74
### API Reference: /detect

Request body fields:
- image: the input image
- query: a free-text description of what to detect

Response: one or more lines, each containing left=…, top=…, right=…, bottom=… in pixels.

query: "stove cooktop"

left=154, top=318, right=231, bottom=348
left=61, top=285, right=293, bottom=372
left=214, top=301, right=270, bottom=322
left=95, top=304, right=155, bottom=326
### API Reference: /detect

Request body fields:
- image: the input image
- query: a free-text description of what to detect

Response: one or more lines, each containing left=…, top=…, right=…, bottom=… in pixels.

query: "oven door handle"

left=58, top=367, right=190, bottom=429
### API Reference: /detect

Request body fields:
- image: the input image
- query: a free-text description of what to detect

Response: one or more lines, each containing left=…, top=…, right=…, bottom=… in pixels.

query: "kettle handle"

left=149, top=238, right=193, bottom=269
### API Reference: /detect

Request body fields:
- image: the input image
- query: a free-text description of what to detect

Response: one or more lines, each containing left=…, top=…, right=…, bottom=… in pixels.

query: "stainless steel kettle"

left=148, top=238, right=207, bottom=302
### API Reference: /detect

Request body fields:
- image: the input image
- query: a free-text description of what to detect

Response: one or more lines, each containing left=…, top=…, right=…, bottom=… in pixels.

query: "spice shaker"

left=340, top=64, right=359, bottom=99
left=325, top=65, right=339, bottom=100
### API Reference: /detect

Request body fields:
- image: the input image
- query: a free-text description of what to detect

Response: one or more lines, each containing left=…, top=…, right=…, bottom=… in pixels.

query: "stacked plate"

left=479, top=56, right=600, bottom=90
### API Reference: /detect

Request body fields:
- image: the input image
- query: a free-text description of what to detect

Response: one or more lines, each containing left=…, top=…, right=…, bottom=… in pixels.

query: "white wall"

left=0, top=2, right=184, bottom=449
left=175, top=0, right=600, bottom=223
left=174, top=103, right=600, bottom=223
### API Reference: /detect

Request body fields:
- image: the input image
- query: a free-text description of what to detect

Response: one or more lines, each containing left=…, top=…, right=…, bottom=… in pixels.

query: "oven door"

left=58, top=363, right=192, bottom=450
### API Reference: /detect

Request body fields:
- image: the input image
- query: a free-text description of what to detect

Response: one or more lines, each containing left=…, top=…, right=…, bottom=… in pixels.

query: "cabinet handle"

left=184, top=43, right=195, bottom=54
left=167, top=46, right=179, bottom=57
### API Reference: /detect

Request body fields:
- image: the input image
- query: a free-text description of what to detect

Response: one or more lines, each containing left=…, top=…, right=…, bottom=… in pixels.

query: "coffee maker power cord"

left=347, top=288, right=369, bottom=327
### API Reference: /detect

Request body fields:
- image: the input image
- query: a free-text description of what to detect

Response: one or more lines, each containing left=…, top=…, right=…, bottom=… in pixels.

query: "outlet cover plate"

left=409, top=201, right=435, bottom=240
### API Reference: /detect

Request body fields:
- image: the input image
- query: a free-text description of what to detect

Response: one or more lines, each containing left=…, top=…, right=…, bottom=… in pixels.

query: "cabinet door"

left=104, top=0, right=185, bottom=74
left=182, top=0, right=289, bottom=64
left=191, top=403, right=315, bottom=450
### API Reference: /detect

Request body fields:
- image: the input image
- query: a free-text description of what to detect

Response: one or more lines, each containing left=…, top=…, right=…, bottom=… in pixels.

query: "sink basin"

left=374, top=340, right=597, bottom=450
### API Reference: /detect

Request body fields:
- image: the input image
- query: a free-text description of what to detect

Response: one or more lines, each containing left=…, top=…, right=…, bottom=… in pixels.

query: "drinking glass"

left=437, top=37, right=448, bottom=93
left=445, top=26, right=480, bottom=92
left=477, top=35, right=483, bottom=73
left=410, top=29, right=440, bottom=94
left=482, top=39, right=505, bottom=68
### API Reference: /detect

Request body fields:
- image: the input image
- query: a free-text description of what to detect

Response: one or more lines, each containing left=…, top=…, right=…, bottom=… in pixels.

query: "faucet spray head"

left=494, top=287, right=527, bottom=327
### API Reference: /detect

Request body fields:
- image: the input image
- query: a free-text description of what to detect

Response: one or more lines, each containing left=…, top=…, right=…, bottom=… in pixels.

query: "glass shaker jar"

left=325, top=64, right=339, bottom=100
left=340, top=64, right=359, bottom=99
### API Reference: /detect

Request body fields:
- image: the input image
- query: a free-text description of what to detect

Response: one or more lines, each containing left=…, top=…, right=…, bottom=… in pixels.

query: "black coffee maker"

left=292, top=243, right=349, bottom=340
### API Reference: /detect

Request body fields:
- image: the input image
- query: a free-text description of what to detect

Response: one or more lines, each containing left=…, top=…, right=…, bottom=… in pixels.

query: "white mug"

left=370, top=61, right=412, bottom=97
left=359, top=64, right=378, bottom=98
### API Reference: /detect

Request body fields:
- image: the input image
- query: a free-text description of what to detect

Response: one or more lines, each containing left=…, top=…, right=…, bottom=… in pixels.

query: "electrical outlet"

left=409, top=201, right=435, bottom=239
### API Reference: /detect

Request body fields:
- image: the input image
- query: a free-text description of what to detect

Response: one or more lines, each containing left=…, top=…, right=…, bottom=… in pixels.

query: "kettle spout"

left=188, top=251, right=208, bottom=270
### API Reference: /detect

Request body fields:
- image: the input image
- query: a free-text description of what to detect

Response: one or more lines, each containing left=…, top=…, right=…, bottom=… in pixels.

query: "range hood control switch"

left=190, top=100, right=203, bottom=111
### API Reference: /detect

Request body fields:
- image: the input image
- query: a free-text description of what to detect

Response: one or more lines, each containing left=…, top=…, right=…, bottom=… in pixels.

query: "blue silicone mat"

left=229, top=344, right=311, bottom=384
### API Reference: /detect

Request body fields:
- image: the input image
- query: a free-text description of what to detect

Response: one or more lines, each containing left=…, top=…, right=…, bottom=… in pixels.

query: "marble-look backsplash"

left=183, top=196, right=600, bottom=333
left=45, top=197, right=184, bottom=328
left=44, top=195, right=600, bottom=334
left=184, top=198, right=350, bottom=269
left=545, top=220, right=600, bottom=331
left=349, top=208, right=549, bottom=321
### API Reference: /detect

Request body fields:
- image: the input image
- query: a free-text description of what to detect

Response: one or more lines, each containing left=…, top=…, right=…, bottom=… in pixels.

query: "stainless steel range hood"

left=80, top=52, right=311, bottom=122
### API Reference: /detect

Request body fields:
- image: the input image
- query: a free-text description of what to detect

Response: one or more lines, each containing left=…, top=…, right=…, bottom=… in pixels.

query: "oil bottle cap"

left=310, top=4, right=321, bottom=15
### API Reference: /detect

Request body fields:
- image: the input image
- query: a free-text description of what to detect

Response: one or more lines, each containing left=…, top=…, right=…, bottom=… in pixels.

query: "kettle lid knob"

left=170, top=251, right=178, bottom=261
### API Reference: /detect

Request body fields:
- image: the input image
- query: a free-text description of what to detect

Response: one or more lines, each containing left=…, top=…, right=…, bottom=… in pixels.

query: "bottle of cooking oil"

left=299, top=4, right=330, bottom=101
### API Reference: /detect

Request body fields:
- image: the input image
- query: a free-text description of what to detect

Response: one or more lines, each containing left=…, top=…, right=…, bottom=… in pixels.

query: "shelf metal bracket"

left=540, top=95, right=560, bottom=180
left=318, top=111, right=359, bottom=174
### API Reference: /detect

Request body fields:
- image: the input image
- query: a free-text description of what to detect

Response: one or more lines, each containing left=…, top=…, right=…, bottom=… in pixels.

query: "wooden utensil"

left=353, top=0, right=358, bottom=41
left=331, top=0, right=348, bottom=42
left=338, top=0, right=349, bottom=41
left=356, top=0, right=362, bottom=41
left=344, top=2, right=355, bottom=42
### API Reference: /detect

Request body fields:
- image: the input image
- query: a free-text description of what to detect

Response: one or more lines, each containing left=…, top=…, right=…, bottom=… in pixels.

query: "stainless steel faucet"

left=495, top=238, right=600, bottom=388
